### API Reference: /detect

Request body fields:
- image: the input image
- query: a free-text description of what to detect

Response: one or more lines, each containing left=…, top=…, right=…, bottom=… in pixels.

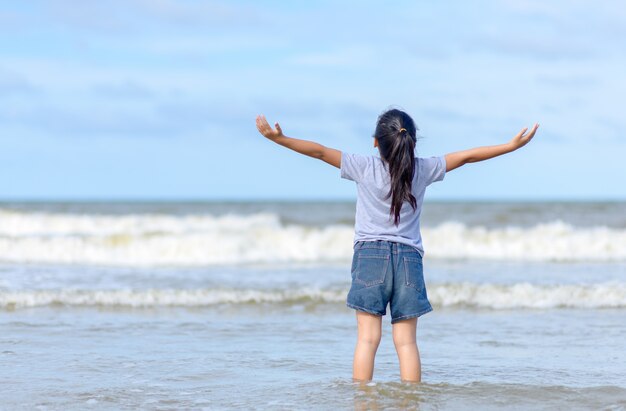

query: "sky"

left=0, top=0, right=625, bottom=201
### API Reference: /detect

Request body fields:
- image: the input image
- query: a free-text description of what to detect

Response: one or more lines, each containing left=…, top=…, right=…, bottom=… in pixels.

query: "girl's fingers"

left=514, top=127, right=527, bottom=139
left=256, top=115, right=266, bottom=135
left=256, top=114, right=283, bottom=137
left=258, top=116, right=269, bottom=132
left=262, top=116, right=271, bottom=131
left=256, top=115, right=265, bottom=131
left=255, top=114, right=279, bottom=137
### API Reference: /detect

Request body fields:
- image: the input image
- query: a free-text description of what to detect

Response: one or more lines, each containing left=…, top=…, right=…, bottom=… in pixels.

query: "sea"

left=0, top=200, right=625, bottom=410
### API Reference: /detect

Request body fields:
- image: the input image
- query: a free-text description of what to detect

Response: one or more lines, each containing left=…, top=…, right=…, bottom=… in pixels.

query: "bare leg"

left=392, top=317, right=421, bottom=382
left=353, top=311, right=382, bottom=382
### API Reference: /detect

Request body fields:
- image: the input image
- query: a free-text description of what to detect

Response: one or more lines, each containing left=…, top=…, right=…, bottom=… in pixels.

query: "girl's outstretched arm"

left=445, top=123, right=539, bottom=172
left=255, top=114, right=341, bottom=168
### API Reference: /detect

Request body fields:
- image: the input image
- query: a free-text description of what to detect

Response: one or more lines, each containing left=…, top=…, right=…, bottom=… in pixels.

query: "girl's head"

left=373, top=108, right=418, bottom=226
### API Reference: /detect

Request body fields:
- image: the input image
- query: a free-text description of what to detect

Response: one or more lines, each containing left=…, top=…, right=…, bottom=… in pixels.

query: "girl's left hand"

left=256, top=115, right=284, bottom=141
left=509, top=123, right=539, bottom=150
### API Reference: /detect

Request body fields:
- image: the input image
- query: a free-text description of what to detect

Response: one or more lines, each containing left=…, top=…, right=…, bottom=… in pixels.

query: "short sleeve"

left=419, top=155, right=447, bottom=186
left=340, top=151, right=369, bottom=183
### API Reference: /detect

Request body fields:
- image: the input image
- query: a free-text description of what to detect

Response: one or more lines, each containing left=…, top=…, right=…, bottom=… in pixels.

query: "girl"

left=255, top=108, right=538, bottom=383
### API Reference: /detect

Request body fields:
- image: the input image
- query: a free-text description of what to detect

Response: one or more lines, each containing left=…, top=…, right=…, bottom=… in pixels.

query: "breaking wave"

left=0, top=209, right=624, bottom=265
left=2, top=282, right=625, bottom=310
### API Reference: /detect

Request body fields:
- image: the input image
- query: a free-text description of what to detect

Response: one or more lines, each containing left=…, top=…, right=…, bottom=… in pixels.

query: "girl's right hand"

left=256, top=114, right=284, bottom=142
left=509, top=123, right=539, bottom=150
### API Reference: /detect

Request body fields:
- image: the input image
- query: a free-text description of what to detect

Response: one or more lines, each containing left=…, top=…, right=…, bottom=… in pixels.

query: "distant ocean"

left=1, top=200, right=625, bottom=410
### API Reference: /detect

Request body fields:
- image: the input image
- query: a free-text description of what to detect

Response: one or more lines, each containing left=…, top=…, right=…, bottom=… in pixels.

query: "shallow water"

left=1, top=201, right=625, bottom=409
left=3, top=305, right=625, bottom=410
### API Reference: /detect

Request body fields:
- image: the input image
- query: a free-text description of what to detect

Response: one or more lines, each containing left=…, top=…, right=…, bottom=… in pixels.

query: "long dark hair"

left=374, top=108, right=418, bottom=226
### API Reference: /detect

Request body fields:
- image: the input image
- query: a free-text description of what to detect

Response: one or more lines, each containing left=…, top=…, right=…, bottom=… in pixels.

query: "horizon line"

left=1, top=197, right=624, bottom=203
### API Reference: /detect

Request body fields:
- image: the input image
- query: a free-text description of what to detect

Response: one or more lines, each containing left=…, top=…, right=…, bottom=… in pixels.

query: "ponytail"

left=374, top=109, right=418, bottom=226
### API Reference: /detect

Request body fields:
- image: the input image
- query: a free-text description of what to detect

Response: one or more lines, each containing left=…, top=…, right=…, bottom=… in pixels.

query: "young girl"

left=255, top=108, right=539, bottom=383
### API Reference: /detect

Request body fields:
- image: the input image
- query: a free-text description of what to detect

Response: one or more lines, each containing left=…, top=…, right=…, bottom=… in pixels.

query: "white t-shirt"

left=340, top=151, right=446, bottom=256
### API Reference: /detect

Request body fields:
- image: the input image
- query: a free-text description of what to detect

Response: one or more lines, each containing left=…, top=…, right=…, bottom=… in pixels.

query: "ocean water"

left=1, top=200, right=625, bottom=410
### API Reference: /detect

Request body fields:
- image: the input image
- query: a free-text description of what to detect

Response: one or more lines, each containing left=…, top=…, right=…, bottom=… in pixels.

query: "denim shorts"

left=346, top=240, right=433, bottom=323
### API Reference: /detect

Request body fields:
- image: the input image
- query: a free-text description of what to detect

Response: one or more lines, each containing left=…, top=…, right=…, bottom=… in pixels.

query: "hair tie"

left=399, top=128, right=407, bottom=133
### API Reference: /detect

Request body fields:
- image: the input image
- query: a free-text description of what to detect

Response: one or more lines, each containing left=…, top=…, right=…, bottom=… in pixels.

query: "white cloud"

left=2, top=0, right=626, bottom=199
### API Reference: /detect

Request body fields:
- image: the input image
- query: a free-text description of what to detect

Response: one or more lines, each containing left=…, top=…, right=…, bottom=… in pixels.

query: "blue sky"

left=1, top=0, right=625, bottom=200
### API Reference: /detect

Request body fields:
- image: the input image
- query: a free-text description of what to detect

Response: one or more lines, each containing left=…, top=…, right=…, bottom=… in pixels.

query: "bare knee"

left=358, top=330, right=381, bottom=349
left=392, top=319, right=417, bottom=350
left=356, top=312, right=382, bottom=349
left=393, top=335, right=416, bottom=351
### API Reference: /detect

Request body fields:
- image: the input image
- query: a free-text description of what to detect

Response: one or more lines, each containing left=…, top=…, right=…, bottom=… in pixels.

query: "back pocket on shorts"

left=403, top=256, right=425, bottom=292
left=353, top=249, right=389, bottom=287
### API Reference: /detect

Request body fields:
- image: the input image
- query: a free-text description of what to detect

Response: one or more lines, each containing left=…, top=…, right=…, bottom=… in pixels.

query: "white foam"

left=0, top=210, right=351, bottom=265
left=429, top=282, right=626, bottom=309
left=0, top=288, right=346, bottom=309
left=1, top=283, right=625, bottom=310
left=424, top=221, right=626, bottom=262
left=0, top=210, right=624, bottom=265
